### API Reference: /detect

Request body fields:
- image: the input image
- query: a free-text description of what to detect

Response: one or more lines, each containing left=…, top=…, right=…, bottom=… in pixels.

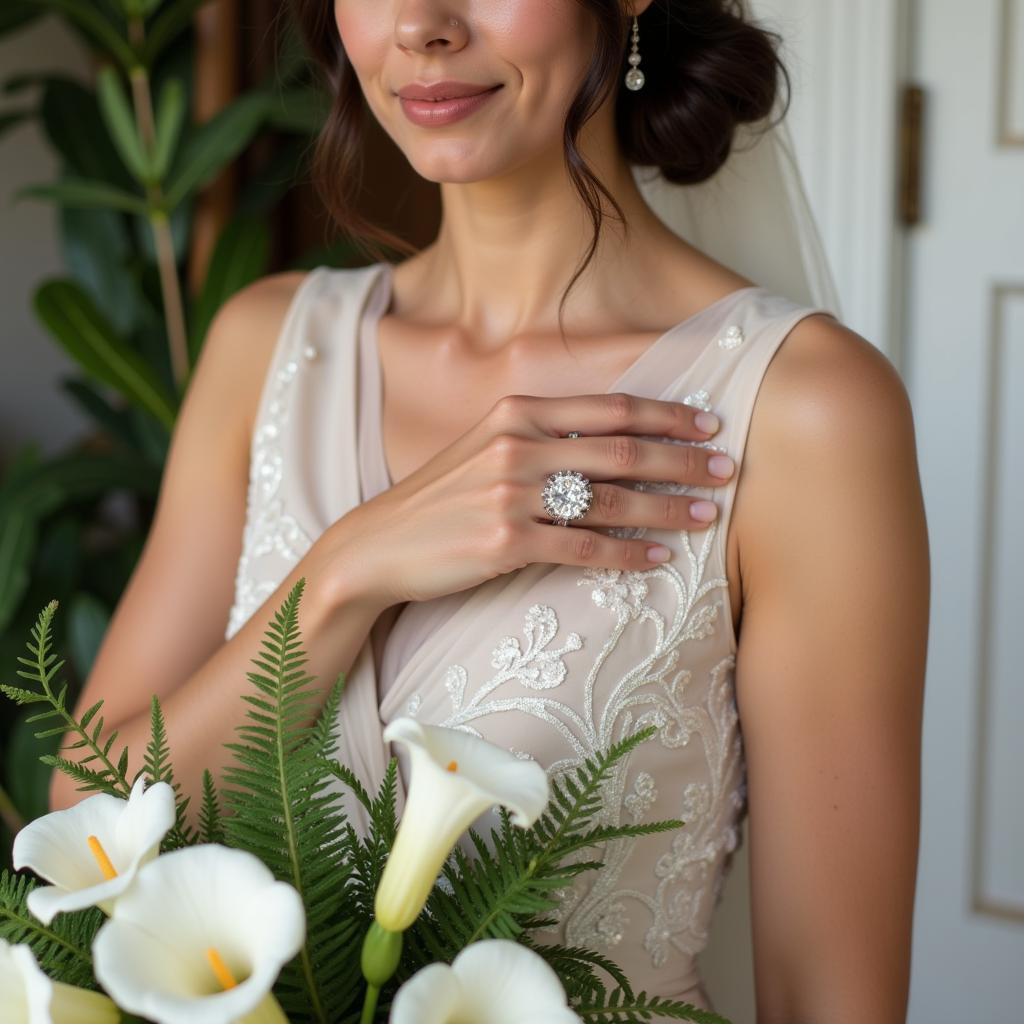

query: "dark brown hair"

left=288, top=0, right=790, bottom=329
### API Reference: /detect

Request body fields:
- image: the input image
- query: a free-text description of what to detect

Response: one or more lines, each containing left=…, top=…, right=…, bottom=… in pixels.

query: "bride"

left=52, top=0, right=929, bottom=1018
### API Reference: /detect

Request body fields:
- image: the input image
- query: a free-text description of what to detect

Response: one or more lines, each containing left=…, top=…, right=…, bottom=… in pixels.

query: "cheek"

left=496, top=1, right=594, bottom=114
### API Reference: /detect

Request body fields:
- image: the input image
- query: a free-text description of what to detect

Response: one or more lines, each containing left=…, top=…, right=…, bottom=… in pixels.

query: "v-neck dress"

left=224, top=261, right=835, bottom=1015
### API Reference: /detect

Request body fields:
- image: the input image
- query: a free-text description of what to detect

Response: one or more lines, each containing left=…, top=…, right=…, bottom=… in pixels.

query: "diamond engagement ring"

left=541, top=431, right=593, bottom=527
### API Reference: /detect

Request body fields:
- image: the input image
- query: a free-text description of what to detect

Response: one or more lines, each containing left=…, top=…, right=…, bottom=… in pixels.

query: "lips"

left=397, top=81, right=502, bottom=101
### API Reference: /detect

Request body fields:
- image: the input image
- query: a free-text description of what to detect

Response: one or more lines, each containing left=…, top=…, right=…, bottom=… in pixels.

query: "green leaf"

left=221, top=577, right=356, bottom=1022
left=40, top=76, right=134, bottom=186
left=142, top=0, right=213, bottom=64
left=0, top=870, right=101, bottom=988
left=152, top=77, right=186, bottom=180
left=60, top=376, right=139, bottom=449
left=96, top=66, right=152, bottom=183
left=163, top=92, right=269, bottom=209
left=0, top=507, right=38, bottom=636
left=189, top=215, right=269, bottom=360
left=67, top=592, right=110, bottom=680
left=17, top=178, right=148, bottom=215
left=59, top=204, right=145, bottom=337
left=28, top=0, right=137, bottom=71
left=33, top=278, right=177, bottom=428
left=5, top=709, right=60, bottom=823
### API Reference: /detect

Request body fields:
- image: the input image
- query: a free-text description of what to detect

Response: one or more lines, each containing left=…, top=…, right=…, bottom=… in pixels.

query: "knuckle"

left=608, top=434, right=641, bottom=469
left=677, top=443, right=698, bottom=477
left=596, top=484, right=627, bottom=521
left=488, top=479, right=521, bottom=513
left=661, top=493, right=679, bottom=527
left=491, top=393, right=530, bottom=424
left=489, top=519, right=521, bottom=555
left=570, top=529, right=598, bottom=561
left=487, top=432, right=526, bottom=468
left=605, top=391, right=636, bottom=423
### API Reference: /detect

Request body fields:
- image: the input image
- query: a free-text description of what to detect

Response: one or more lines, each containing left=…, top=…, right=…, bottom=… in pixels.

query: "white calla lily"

left=13, top=775, right=176, bottom=925
left=389, top=939, right=581, bottom=1024
left=375, top=717, right=549, bottom=932
left=91, top=843, right=304, bottom=1024
left=0, top=937, right=119, bottom=1024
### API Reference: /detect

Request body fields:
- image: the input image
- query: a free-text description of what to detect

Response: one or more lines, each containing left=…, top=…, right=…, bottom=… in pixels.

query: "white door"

left=904, top=0, right=1024, bottom=1018
left=700, top=2, right=1023, bottom=1020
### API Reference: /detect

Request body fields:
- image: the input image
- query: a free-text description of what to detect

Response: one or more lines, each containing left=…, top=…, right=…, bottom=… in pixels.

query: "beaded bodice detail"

left=223, top=263, right=833, bottom=1010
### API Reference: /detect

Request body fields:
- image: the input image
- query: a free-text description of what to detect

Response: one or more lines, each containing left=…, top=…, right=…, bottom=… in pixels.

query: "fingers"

left=492, top=391, right=721, bottom=444
left=526, top=519, right=679, bottom=571
left=528, top=433, right=735, bottom=490
left=531, top=480, right=720, bottom=530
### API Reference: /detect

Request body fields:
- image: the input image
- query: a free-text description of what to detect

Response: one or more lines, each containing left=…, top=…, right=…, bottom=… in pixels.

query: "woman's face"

left=334, top=1, right=601, bottom=183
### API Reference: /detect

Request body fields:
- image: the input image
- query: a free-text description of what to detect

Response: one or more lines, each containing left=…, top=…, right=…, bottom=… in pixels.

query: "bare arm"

left=732, top=317, right=930, bottom=1023
left=48, top=273, right=386, bottom=817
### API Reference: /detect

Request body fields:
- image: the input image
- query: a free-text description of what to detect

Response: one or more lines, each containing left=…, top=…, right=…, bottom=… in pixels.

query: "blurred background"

left=0, top=1, right=1020, bottom=1021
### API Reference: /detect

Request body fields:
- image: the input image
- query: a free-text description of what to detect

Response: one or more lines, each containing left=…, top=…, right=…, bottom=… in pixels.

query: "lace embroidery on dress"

left=403, top=517, right=747, bottom=969
left=225, top=312, right=315, bottom=640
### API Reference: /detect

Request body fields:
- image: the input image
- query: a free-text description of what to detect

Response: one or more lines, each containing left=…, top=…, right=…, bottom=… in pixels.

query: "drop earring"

left=624, top=15, right=644, bottom=91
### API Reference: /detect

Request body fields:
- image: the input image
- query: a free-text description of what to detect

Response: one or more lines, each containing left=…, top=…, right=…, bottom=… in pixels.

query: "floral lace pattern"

left=403, top=516, right=747, bottom=971
left=225, top=321, right=314, bottom=640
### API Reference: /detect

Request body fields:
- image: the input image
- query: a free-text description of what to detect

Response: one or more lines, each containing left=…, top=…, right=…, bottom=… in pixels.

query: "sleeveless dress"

left=224, top=261, right=834, bottom=1015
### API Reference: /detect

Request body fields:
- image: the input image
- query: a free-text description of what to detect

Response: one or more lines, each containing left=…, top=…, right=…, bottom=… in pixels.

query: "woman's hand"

left=321, top=392, right=736, bottom=610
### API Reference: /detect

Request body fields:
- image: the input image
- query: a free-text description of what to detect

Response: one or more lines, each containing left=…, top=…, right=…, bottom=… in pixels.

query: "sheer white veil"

left=632, top=98, right=843, bottom=318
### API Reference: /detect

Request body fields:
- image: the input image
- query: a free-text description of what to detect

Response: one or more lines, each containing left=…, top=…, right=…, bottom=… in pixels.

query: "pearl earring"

left=624, top=15, right=644, bottom=91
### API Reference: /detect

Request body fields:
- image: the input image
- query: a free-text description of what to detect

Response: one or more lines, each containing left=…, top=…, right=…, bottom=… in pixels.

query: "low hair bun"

left=616, top=0, right=790, bottom=184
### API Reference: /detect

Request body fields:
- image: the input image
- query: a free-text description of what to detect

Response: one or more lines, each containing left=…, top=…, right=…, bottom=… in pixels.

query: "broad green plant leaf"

left=188, top=214, right=270, bottom=360
left=163, top=91, right=269, bottom=208
left=152, top=76, right=186, bottom=179
left=33, top=279, right=177, bottom=428
left=96, top=65, right=152, bottom=183
left=17, top=178, right=148, bottom=215
left=39, top=75, right=133, bottom=186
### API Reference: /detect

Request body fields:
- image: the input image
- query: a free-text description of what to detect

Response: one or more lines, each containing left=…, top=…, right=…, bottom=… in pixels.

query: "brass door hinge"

left=898, top=84, right=925, bottom=226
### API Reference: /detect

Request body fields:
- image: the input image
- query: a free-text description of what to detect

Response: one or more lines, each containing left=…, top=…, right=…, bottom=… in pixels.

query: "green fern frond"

left=2, top=600, right=130, bottom=799
left=219, top=577, right=355, bottom=1024
left=521, top=938, right=635, bottom=1002
left=402, top=726, right=666, bottom=973
left=143, top=694, right=196, bottom=850
left=198, top=769, right=225, bottom=845
left=573, top=987, right=731, bottom=1023
left=0, top=869, right=100, bottom=990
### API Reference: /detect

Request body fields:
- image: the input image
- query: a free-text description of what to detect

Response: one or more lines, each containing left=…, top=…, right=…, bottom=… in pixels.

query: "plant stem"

left=360, top=984, right=380, bottom=1024
left=0, top=783, right=25, bottom=835
left=128, top=18, right=190, bottom=393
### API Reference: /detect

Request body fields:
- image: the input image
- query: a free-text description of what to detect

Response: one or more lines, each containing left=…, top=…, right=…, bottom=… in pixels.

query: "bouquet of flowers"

left=0, top=578, right=729, bottom=1024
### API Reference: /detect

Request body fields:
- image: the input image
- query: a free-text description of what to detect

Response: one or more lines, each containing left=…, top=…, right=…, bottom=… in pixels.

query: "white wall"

left=0, top=17, right=91, bottom=464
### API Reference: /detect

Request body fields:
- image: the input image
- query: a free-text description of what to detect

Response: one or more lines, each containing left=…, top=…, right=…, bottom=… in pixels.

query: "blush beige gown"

left=224, top=261, right=834, bottom=1015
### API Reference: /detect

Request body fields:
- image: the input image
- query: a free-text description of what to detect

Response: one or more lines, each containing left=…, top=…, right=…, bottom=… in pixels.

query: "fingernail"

left=708, top=455, right=735, bottom=478
left=691, top=501, right=718, bottom=522
left=695, top=411, right=720, bottom=434
left=646, top=544, right=673, bottom=562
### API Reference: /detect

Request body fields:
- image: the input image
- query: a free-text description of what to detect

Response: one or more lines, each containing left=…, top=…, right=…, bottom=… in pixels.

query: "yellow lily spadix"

left=13, top=775, right=176, bottom=924
left=92, top=843, right=303, bottom=1024
left=0, top=937, right=119, bottom=1024
left=374, top=717, right=550, bottom=933
left=87, top=834, right=118, bottom=880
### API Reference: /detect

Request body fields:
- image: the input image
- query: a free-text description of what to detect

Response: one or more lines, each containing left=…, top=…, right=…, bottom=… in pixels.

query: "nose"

left=394, top=7, right=469, bottom=54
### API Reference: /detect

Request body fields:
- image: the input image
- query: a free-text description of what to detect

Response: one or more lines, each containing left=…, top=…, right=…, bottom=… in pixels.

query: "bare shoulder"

left=200, top=270, right=311, bottom=445
left=754, top=313, right=914, bottom=446
left=732, top=312, right=923, bottom=591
